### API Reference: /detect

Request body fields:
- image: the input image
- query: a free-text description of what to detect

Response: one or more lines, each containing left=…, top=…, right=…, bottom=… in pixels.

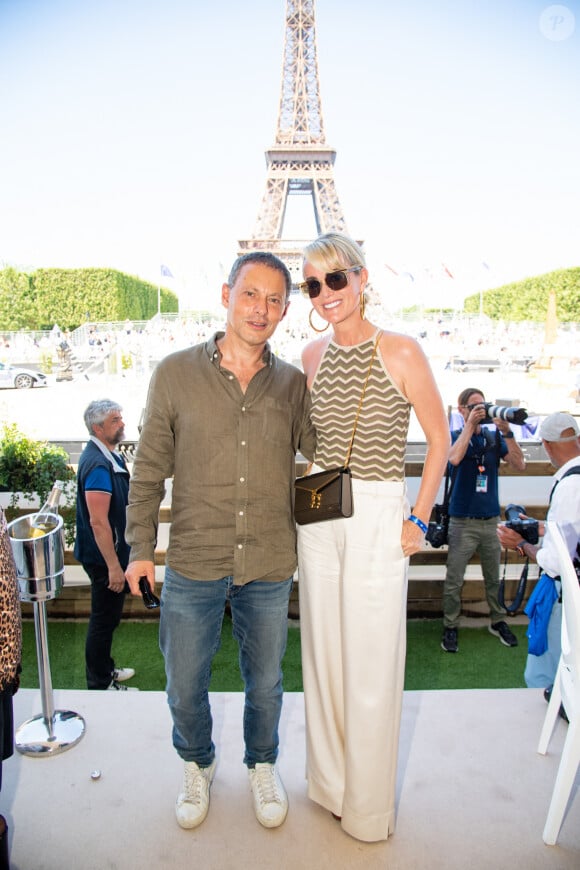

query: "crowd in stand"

left=4, top=300, right=579, bottom=375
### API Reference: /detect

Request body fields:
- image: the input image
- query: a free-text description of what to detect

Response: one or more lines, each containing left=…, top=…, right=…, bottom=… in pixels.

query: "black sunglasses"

left=296, top=266, right=362, bottom=299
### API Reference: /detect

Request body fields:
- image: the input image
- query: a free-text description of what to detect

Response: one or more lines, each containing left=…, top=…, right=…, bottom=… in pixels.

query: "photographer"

left=497, top=412, right=580, bottom=693
left=441, top=388, right=526, bottom=653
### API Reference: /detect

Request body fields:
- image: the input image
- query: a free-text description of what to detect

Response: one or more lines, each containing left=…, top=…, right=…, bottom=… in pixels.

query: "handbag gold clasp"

left=310, top=491, right=322, bottom=509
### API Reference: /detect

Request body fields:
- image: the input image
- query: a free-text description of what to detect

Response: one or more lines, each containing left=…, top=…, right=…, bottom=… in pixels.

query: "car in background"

left=0, top=361, right=48, bottom=389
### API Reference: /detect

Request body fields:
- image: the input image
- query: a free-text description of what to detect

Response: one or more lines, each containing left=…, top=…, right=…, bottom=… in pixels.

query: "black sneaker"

left=543, top=686, right=569, bottom=722
left=441, top=627, right=458, bottom=653
left=489, top=621, right=518, bottom=647
left=106, top=680, right=139, bottom=692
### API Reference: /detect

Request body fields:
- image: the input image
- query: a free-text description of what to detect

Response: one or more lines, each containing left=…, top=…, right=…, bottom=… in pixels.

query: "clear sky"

left=0, top=0, right=579, bottom=311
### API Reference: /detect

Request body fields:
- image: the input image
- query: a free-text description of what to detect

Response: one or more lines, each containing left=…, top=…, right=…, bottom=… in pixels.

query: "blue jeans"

left=159, top=566, right=292, bottom=767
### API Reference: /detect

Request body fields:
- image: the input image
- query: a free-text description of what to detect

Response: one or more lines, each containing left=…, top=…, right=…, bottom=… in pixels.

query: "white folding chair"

left=537, top=521, right=580, bottom=845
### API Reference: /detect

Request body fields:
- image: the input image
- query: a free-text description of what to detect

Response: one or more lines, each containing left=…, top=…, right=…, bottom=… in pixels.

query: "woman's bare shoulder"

left=379, top=328, right=421, bottom=359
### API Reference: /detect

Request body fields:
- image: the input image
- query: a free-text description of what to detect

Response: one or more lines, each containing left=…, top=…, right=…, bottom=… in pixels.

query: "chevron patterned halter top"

left=311, top=332, right=410, bottom=481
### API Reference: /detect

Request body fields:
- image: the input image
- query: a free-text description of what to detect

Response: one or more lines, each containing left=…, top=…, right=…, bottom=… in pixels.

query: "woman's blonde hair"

left=302, top=232, right=366, bottom=272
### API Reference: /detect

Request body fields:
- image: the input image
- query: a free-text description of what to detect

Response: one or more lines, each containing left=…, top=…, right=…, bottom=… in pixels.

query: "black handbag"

left=294, top=332, right=381, bottom=525
left=426, top=465, right=457, bottom=548
left=295, top=467, right=353, bottom=525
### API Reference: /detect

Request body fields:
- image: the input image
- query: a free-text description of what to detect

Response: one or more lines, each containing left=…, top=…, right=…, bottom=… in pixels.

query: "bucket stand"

left=8, top=513, right=85, bottom=756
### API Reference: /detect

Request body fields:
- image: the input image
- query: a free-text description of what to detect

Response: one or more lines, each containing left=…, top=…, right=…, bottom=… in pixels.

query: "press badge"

left=475, top=472, right=488, bottom=493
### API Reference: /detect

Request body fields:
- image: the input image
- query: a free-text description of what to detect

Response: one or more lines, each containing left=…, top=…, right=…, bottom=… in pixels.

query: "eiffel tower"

left=238, top=0, right=354, bottom=282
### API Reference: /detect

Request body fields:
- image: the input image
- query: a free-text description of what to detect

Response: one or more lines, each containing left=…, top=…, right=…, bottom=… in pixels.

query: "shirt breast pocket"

left=261, top=398, right=293, bottom=446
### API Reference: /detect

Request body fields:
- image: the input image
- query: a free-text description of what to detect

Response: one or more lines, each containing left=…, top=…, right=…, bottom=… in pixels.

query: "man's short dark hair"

left=227, top=252, right=292, bottom=302
left=458, top=387, right=485, bottom=407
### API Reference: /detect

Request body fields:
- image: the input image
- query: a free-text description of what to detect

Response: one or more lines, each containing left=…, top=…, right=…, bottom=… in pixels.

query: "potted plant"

left=0, top=423, right=76, bottom=545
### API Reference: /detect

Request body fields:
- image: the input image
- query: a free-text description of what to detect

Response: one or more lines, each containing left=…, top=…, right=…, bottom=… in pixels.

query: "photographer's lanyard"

left=471, top=435, right=488, bottom=493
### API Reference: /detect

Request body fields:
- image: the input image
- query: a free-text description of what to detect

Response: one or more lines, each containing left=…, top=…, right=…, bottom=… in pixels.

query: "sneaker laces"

left=253, top=766, right=281, bottom=806
left=109, top=680, right=127, bottom=691
left=182, top=765, right=209, bottom=803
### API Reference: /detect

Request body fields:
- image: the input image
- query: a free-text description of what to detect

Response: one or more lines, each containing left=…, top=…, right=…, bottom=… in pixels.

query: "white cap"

left=539, top=412, right=580, bottom=442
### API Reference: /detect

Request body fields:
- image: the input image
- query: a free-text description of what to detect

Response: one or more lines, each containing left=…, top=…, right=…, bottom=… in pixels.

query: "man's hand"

left=494, top=417, right=511, bottom=437
left=466, top=404, right=486, bottom=429
left=496, top=523, right=524, bottom=551
left=108, top=564, right=127, bottom=593
left=125, top=560, right=156, bottom=596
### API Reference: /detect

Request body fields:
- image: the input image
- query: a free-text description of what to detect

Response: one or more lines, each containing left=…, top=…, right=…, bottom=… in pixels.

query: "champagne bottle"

left=30, top=480, right=64, bottom=538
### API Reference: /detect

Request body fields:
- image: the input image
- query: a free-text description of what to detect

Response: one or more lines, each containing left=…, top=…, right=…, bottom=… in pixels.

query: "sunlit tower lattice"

left=238, top=0, right=355, bottom=280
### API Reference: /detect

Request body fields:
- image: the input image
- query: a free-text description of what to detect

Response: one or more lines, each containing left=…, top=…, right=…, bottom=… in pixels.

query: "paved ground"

left=3, top=687, right=579, bottom=869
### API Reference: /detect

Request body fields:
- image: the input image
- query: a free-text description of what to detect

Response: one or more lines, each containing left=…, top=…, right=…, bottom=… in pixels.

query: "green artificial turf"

left=20, top=616, right=528, bottom=692
left=405, top=620, right=527, bottom=690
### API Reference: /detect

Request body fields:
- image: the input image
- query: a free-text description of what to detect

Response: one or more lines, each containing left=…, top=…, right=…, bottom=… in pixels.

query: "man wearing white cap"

left=497, top=412, right=580, bottom=695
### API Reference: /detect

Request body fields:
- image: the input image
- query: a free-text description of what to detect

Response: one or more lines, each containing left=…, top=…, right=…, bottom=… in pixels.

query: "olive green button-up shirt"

left=126, top=333, right=316, bottom=584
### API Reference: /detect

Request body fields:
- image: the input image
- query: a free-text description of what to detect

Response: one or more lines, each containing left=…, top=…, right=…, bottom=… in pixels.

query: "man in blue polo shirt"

left=441, top=387, right=526, bottom=653
left=74, top=399, right=136, bottom=690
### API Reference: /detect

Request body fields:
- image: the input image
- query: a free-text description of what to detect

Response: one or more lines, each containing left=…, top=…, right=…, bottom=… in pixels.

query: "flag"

left=160, top=264, right=173, bottom=278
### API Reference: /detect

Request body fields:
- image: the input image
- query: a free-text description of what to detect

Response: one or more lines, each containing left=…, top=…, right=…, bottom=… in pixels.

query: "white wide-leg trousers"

left=297, top=475, right=409, bottom=842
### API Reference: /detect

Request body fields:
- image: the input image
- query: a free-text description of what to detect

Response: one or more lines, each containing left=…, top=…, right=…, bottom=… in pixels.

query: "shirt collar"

left=554, top=455, right=580, bottom=481
left=89, top=436, right=126, bottom=473
left=206, top=331, right=273, bottom=367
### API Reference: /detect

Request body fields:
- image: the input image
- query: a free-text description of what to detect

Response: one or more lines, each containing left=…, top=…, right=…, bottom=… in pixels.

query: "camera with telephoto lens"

left=481, top=403, right=528, bottom=425
left=503, top=504, right=539, bottom=544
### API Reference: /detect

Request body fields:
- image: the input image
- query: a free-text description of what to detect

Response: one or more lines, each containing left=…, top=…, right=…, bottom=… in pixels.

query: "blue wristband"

left=408, top=514, right=428, bottom=534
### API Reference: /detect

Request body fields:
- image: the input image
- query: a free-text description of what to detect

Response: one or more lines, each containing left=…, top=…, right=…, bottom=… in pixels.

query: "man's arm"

left=296, top=381, right=316, bottom=462
left=495, top=418, right=526, bottom=472
left=449, top=405, right=485, bottom=465
left=85, top=491, right=126, bottom=592
left=496, top=522, right=540, bottom=562
left=125, top=363, right=175, bottom=595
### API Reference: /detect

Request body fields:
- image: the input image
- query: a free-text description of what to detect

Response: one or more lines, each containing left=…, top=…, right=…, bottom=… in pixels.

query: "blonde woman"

left=297, top=233, right=449, bottom=842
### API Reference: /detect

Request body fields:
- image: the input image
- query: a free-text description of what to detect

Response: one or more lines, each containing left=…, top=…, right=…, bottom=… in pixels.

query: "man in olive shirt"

left=125, top=252, right=315, bottom=832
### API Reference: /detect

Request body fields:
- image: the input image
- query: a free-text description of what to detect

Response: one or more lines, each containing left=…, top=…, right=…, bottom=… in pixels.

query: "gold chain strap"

left=343, top=330, right=382, bottom=468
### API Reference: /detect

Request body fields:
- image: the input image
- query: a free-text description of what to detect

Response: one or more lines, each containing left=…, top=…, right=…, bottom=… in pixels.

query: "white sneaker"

left=176, top=759, right=217, bottom=829
left=112, top=667, right=135, bottom=682
left=248, top=763, right=288, bottom=828
left=106, top=680, right=139, bottom=691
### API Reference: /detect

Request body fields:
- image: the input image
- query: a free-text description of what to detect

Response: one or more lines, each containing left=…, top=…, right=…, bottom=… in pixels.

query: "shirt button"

left=241, top=406, right=246, bottom=412
left=228, top=374, right=234, bottom=380
left=239, top=510, right=244, bottom=516
left=237, top=544, right=243, bottom=550
left=241, top=440, right=246, bottom=446
left=240, top=477, right=245, bottom=483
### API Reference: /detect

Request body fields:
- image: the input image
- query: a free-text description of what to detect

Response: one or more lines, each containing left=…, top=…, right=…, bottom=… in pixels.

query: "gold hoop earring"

left=309, top=308, right=329, bottom=333
left=359, top=290, right=366, bottom=320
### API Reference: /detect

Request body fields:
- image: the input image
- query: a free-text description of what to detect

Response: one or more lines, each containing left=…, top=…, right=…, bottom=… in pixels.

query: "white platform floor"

left=2, top=688, right=579, bottom=869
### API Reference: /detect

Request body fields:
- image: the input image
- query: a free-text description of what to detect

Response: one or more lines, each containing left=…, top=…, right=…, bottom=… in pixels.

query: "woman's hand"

left=402, top=519, right=426, bottom=557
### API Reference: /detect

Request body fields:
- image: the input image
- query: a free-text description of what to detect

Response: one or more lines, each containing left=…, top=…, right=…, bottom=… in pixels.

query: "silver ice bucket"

left=7, top=514, right=65, bottom=602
